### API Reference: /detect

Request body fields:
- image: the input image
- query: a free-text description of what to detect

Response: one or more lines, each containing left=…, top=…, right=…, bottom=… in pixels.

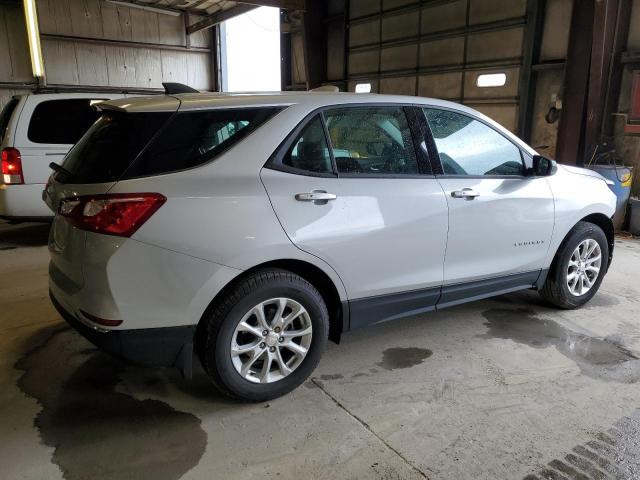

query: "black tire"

left=197, top=268, right=328, bottom=402
left=540, top=221, right=609, bottom=309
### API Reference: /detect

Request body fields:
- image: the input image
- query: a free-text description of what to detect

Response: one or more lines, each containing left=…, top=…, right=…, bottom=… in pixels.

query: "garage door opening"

left=220, top=7, right=281, bottom=92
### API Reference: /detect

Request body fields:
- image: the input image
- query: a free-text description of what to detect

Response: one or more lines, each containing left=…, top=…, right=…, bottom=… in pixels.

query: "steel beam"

left=302, top=0, right=326, bottom=89
left=40, top=33, right=211, bottom=53
left=235, top=0, right=305, bottom=9
left=186, top=5, right=257, bottom=35
left=517, top=0, right=546, bottom=142
left=602, top=0, right=633, bottom=137
left=555, top=0, right=595, bottom=166
left=583, top=0, right=620, bottom=160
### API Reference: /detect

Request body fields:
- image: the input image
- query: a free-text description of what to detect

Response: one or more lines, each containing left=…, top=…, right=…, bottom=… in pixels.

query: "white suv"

left=44, top=92, right=617, bottom=401
left=0, top=93, right=123, bottom=221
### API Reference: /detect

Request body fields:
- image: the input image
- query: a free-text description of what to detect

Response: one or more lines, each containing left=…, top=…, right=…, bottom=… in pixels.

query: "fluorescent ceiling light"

left=106, top=0, right=181, bottom=16
left=23, top=0, right=45, bottom=78
left=355, top=83, right=372, bottom=93
left=476, top=73, right=507, bottom=88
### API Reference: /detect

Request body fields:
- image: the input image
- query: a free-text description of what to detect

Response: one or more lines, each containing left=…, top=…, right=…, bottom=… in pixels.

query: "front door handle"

left=451, top=188, right=480, bottom=200
left=295, top=191, right=337, bottom=205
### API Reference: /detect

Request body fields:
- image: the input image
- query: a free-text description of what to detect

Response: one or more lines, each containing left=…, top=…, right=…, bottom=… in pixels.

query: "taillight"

left=58, top=193, right=166, bottom=237
left=1, top=147, right=24, bottom=184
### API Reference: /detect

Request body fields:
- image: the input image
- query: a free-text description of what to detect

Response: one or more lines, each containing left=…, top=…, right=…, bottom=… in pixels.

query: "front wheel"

left=540, top=221, right=609, bottom=309
left=197, top=269, right=329, bottom=402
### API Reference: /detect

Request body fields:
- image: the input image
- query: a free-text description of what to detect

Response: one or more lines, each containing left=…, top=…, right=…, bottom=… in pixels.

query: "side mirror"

left=529, top=155, right=556, bottom=176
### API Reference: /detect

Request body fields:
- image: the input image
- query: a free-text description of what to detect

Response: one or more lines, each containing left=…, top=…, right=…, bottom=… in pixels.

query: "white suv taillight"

left=58, top=193, right=166, bottom=238
left=1, top=147, right=24, bottom=184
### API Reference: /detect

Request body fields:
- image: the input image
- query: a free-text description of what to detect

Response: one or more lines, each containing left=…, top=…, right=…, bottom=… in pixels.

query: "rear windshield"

left=58, top=107, right=282, bottom=184
left=59, top=110, right=171, bottom=184
left=0, top=98, right=19, bottom=145
left=28, top=99, right=107, bottom=144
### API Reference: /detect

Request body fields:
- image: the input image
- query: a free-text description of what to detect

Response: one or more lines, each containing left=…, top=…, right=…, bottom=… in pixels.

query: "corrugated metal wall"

left=326, top=0, right=529, bottom=132
left=0, top=0, right=213, bottom=109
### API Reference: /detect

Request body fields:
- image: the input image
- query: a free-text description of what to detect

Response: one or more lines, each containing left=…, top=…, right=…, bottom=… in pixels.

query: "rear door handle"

left=451, top=188, right=480, bottom=199
left=295, top=191, right=337, bottom=204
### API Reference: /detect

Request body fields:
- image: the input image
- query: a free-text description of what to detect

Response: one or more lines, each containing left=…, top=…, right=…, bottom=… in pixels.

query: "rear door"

left=261, top=105, right=449, bottom=328
left=422, top=107, right=554, bottom=301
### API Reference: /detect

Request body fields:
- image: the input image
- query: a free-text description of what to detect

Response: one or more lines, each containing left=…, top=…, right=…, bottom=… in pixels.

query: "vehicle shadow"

left=0, top=221, right=50, bottom=248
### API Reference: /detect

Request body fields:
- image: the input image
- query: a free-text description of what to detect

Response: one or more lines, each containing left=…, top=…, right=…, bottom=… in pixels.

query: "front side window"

left=281, top=115, right=333, bottom=175
left=424, top=108, right=524, bottom=176
left=28, top=99, right=106, bottom=144
left=324, top=106, right=419, bottom=175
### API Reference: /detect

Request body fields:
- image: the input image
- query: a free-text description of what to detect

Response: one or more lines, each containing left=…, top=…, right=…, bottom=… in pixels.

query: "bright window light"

left=223, top=7, right=281, bottom=92
left=476, top=73, right=507, bottom=88
left=355, top=83, right=372, bottom=93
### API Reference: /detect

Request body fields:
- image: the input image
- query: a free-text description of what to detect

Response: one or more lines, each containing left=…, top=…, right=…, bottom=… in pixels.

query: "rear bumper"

left=0, top=183, right=52, bottom=218
left=50, top=290, right=196, bottom=372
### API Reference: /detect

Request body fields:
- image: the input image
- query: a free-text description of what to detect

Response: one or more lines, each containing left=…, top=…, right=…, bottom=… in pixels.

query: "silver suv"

left=44, top=91, right=617, bottom=401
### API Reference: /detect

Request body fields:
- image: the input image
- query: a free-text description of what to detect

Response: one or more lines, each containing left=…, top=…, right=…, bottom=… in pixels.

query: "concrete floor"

left=1, top=221, right=640, bottom=480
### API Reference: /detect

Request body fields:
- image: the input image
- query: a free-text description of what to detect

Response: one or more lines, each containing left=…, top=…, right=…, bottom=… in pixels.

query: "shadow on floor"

left=0, top=221, right=50, bottom=248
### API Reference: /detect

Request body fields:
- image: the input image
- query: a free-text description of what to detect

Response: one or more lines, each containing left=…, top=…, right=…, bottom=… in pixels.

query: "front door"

left=261, top=105, right=449, bottom=328
left=422, top=108, right=555, bottom=293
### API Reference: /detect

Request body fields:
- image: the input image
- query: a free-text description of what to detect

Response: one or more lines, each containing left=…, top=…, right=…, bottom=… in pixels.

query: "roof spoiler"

left=162, top=82, right=199, bottom=94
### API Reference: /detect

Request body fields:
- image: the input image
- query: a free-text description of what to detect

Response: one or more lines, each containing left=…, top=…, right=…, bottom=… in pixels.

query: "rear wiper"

left=49, top=162, right=74, bottom=179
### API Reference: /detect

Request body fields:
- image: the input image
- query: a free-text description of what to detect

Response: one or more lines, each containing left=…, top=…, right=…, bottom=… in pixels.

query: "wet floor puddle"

left=16, top=327, right=207, bottom=480
left=481, top=308, right=640, bottom=383
left=377, top=347, right=433, bottom=371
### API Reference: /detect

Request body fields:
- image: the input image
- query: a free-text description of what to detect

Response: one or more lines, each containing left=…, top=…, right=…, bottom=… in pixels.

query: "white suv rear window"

left=28, top=99, right=105, bottom=144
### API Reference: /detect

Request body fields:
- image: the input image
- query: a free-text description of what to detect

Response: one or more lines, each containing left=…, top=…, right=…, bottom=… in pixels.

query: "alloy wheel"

left=566, top=238, right=601, bottom=297
left=230, top=298, right=313, bottom=384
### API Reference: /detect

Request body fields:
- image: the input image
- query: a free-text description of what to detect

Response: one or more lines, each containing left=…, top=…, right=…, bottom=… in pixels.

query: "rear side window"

left=124, top=107, right=281, bottom=179
left=28, top=99, right=106, bottom=144
left=324, top=106, right=419, bottom=175
left=0, top=98, right=19, bottom=145
left=60, top=111, right=172, bottom=184
left=281, top=115, right=333, bottom=174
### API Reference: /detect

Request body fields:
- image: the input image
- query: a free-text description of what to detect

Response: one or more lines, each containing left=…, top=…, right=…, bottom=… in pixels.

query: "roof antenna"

left=162, top=82, right=199, bottom=94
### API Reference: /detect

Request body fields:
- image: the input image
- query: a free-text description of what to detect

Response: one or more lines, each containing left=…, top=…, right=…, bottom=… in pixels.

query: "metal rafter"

left=186, top=4, right=257, bottom=34
left=186, top=0, right=305, bottom=35
left=234, top=0, right=305, bottom=9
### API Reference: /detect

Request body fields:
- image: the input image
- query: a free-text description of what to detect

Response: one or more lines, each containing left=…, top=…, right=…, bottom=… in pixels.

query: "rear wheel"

left=540, top=221, right=609, bottom=309
left=197, top=269, right=328, bottom=402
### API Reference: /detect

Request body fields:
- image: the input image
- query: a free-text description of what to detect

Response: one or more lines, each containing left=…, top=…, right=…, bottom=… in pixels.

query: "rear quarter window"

left=58, top=106, right=283, bottom=184
left=122, top=107, right=283, bottom=179
left=28, top=99, right=106, bottom=144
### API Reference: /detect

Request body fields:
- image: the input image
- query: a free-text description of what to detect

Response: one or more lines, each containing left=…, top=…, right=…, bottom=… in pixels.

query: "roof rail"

left=162, top=82, right=199, bottom=94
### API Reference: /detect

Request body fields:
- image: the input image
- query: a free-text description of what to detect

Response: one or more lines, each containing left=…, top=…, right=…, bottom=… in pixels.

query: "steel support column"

left=517, top=0, right=546, bottom=142
left=555, top=0, right=595, bottom=166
